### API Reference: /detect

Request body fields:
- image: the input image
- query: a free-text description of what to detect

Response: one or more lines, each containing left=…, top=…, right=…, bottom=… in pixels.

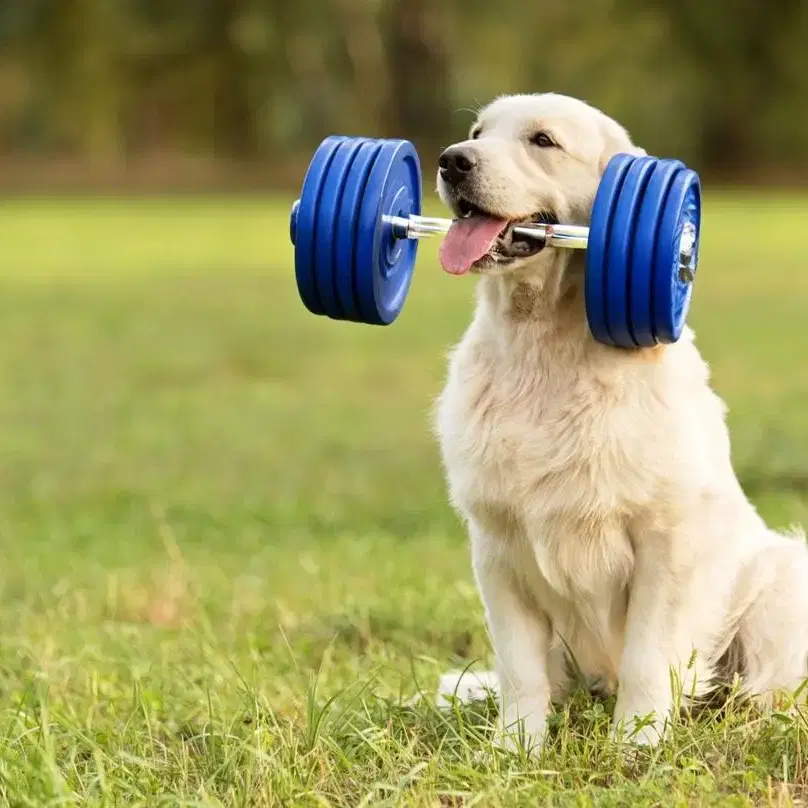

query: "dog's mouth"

left=440, top=198, right=559, bottom=276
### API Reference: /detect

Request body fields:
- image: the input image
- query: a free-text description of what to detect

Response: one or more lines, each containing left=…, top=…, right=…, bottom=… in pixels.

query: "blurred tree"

left=15, top=0, right=124, bottom=160
left=205, top=0, right=255, bottom=157
left=380, top=0, right=451, bottom=156
left=0, top=0, right=806, bottom=184
left=618, top=0, right=808, bottom=173
left=330, top=0, right=390, bottom=136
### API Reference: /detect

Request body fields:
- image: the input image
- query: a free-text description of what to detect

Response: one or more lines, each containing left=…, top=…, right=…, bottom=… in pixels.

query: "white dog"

left=431, top=92, right=808, bottom=750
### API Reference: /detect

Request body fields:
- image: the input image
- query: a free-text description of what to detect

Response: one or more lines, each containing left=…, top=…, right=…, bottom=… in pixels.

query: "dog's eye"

left=470, top=127, right=482, bottom=140
left=530, top=132, right=556, bottom=148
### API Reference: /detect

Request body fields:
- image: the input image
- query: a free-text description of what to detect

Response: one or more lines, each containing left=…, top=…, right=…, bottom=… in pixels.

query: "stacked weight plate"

left=585, top=154, right=701, bottom=348
left=290, top=135, right=422, bottom=326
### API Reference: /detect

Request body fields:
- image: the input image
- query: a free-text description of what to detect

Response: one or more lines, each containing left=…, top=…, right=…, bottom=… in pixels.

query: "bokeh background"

left=2, top=2, right=808, bottom=804
left=2, top=0, right=808, bottom=189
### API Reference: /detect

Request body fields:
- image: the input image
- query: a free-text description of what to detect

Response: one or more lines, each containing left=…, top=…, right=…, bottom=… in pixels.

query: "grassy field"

left=2, top=191, right=808, bottom=807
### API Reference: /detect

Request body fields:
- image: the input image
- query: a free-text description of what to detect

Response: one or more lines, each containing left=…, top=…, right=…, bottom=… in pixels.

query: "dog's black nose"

left=439, top=146, right=477, bottom=186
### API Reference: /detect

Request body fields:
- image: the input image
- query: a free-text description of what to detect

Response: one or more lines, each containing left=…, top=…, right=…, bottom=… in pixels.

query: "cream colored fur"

left=432, top=93, right=808, bottom=750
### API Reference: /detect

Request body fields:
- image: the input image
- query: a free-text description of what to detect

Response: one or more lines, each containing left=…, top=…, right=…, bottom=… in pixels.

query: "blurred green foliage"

left=1, top=0, right=807, bottom=184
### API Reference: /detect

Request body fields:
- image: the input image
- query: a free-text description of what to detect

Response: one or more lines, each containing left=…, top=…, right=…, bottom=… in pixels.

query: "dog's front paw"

left=436, top=668, right=499, bottom=709
left=492, top=727, right=542, bottom=757
left=610, top=711, right=665, bottom=748
left=494, top=707, right=550, bottom=758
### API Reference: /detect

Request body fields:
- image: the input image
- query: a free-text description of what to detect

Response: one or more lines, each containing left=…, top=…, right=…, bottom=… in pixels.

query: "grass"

left=1, top=190, right=808, bottom=806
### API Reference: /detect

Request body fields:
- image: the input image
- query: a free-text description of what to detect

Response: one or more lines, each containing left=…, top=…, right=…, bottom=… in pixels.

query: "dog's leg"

left=471, top=526, right=553, bottom=754
left=612, top=522, right=738, bottom=746
left=736, top=532, right=808, bottom=706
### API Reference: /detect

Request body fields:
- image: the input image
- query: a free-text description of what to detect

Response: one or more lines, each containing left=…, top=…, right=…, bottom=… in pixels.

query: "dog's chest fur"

left=434, top=296, right=708, bottom=681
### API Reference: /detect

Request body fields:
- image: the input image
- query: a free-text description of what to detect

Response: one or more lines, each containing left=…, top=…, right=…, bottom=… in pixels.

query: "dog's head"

left=436, top=93, right=646, bottom=278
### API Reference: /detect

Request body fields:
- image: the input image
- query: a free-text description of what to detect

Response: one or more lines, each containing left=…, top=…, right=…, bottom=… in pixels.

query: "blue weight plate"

left=629, top=159, right=684, bottom=346
left=355, top=139, right=422, bottom=325
left=585, top=153, right=635, bottom=346
left=653, top=168, right=701, bottom=343
left=294, top=135, right=347, bottom=316
left=314, top=137, right=371, bottom=320
left=334, top=138, right=386, bottom=322
left=290, top=199, right=299, bottom=245
left=603, top=156, right=657, bottom=348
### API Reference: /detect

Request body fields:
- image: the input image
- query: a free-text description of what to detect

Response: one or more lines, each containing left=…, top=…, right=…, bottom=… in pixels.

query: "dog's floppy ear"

left=598, top=120, right=647, bottom=174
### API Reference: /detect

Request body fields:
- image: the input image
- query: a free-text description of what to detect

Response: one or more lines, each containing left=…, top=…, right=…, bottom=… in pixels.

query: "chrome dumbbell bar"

left=385, top=214, right=589, bottom=250
left=385, top=214, right=697, bottom=273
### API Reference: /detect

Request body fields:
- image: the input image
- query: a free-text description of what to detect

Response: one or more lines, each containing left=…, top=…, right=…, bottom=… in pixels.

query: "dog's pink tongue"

left=439, top=216, right=508, bottom=275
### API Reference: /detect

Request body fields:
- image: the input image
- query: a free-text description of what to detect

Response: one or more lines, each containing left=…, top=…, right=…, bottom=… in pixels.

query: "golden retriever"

left=432, top=92, right=808, bottom=750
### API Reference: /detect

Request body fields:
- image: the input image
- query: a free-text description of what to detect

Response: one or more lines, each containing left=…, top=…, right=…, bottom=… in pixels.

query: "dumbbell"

left=289, top=135, right=701, bottom=348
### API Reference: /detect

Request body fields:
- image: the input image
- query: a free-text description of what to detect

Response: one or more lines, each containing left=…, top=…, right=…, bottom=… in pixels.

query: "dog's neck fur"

left=476, top=251, right=590, bottom=350
left=473, top=250, right=664, bottom=370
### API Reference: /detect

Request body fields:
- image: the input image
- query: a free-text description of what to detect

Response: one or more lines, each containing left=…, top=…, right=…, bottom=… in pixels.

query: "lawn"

left=1, top=191, right=808, bottom=806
